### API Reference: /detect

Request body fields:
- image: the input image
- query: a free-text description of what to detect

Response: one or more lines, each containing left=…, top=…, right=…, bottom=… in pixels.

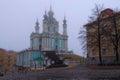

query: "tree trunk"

left=115, top=47, right=119, bottom=64
left=97, top=19, right=102, bottom=65
left=113, top=15, right=119, bottom=64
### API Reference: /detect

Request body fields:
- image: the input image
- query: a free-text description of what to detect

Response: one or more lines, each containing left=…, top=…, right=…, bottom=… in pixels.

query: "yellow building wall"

left=86, top=13, right=120, bottom=59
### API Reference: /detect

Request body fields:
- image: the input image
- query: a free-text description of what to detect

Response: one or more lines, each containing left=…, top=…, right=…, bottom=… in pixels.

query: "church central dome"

left=48, top=7, right=54, bottom=17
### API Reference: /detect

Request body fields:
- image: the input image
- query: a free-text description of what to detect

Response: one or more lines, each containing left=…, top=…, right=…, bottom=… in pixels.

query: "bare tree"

left=79, top=27, right=87, bottom=57
left=112, top=13, right=120, bottom=64
left=79, top=4, right=104, bottom=64
left=102, top=11, right=120, bottom=64
left=94, top=4, right=104, bottom=65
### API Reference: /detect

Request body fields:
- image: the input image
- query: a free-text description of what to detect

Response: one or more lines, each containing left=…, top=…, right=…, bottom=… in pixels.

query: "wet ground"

left=0, top=64, right=120, bottom=80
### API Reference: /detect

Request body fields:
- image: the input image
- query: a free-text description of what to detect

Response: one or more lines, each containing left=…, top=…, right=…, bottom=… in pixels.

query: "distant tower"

left=43, top=10, right=48, bottom=33
left=48, top=6, right=54, bottom=18
left=63, top=16, right=68, bottom=52
left=63, top=16, right=67, bottom=35
left=35, top=19, right=39, bottom=33
left=30, top=19, right=40, bottom=50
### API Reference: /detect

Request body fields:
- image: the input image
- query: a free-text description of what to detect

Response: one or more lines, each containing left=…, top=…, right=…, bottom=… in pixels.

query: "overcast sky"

left=0, top=0, right=119, bottom=56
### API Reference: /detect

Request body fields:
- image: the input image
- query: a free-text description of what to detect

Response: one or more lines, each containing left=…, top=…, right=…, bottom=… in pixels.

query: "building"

left=16, top=7, right=68, bottom=69
left=16, top=50, right=43, bottom=70
left=85, top=8, right=120, bottom=64
left=0, top=48, right=16, bottom=71
left=30, top=8, right=68, bottom=52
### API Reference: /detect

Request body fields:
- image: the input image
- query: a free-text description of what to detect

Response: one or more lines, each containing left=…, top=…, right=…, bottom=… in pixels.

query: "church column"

left=60, top=39, right=62, bottom=51
left=45, top=38, right=48, bottom=50
left=44, top=38, right=46, bottom=50
left=45, top=38, right=47, bottom=50
left=42, top=38, right=45, bottom=50
left=64, top=40, right=66, bottom=52
left=52, top=38, right=54, bottom=50
left=47, top=38, right=49, bottom=50
left=46, top=38, right=48, bottom=50
left=27, top=51, right=30, bottom=67
left=63, top=39, right=65, bottom=51
left=65, top=39, right=68, bottom=52
left=48, top=38, right=50, bottom=50
left=62, top=39, right=64, bottom=51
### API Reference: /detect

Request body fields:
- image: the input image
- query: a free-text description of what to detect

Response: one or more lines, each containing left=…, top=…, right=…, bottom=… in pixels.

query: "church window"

left=49, top=39, right=52, bottom=49
left=52, top=39, right=54, bottom=47
left=48, top=26, right=55, bottom=33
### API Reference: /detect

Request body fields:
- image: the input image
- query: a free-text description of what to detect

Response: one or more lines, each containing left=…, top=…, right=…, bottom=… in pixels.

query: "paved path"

left=0, top=64, right=120, bottom=80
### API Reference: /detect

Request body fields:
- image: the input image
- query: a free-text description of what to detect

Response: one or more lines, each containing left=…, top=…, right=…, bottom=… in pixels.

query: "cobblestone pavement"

left=0, top=64, right=120, bottom=80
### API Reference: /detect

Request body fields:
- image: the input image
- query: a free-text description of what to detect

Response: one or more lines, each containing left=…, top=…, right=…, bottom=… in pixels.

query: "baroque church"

left=16, top=7, right=68, bottom=69
left=31, top=8, right=68, bottom=52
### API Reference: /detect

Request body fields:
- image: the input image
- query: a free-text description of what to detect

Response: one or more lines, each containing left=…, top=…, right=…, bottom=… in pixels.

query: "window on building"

left=101, top=36, right=106, bottom=44
left=112, top=33, right=117, bottom=42
left=89, top=32, right=96, bottom=43
left=100, top=21, right=106, bottom=30
left=111, top=22, right=115, bottom=28
left=91, top=57, right=96, bottom=61
left=113, top=47, right=116, bottom=55
left=101, top=48, right=106, bottom=55
left=92, top=49, right=96, bottom=55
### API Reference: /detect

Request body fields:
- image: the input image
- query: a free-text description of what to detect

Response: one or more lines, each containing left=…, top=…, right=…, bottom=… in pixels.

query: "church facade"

left=30, top=8, right=68, bottom=52
left=16, top=8, right=68, bottom=69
